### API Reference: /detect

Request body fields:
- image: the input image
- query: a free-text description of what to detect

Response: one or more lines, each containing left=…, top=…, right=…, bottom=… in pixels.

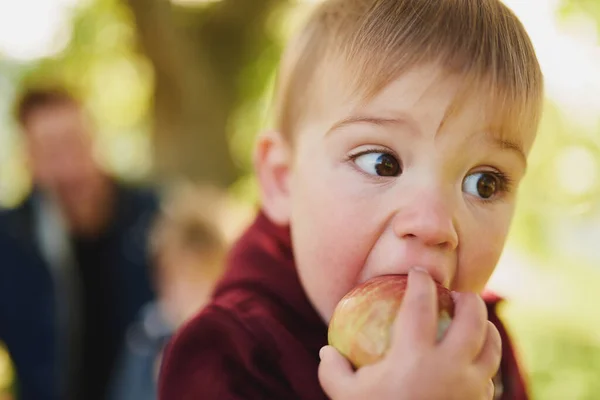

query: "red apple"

left=328, top=274, right=454, bottom=368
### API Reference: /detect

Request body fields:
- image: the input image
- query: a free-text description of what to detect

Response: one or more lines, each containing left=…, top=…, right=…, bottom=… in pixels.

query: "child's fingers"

left=473, top=321, right=503, bottom=379
left=318, top=345, right=354, bottom=399
left=389, top=268, right=437, bottom=354
left=441, top=292, right=488, bottom=361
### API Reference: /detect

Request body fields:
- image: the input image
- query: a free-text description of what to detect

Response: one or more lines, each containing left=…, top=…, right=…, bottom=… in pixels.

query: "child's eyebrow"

left=326, top=115, right=417, bottom=136
left=484, top=132, right=527, bottom=168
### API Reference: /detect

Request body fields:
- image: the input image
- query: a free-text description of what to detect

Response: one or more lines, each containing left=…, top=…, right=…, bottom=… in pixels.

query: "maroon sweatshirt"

left=158, top=211, right=529, bottom=400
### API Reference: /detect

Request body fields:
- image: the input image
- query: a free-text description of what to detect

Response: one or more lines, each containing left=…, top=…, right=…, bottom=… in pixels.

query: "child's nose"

left=392, top=195, right=458, bottom=251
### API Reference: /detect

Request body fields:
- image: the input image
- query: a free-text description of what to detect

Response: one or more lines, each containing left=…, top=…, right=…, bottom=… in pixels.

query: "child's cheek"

left=292, top=201, right=371, bottom=322
left=454, top=227, right=507, bottom=292
left=290, top=143, right=380, bottom=322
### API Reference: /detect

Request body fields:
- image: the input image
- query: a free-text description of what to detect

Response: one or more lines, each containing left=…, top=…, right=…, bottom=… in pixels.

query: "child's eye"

left=462, top=171, right=509, bottom=200
left=352, top=151, right=402, bottom=177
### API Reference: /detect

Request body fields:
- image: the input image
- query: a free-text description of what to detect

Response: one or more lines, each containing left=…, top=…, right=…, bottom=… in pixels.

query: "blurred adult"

left=0, top=86, right=158, bottom=400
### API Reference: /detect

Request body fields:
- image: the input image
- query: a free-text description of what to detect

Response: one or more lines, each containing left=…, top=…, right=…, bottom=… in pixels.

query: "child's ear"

left=253, top=131, right=292, bottom=226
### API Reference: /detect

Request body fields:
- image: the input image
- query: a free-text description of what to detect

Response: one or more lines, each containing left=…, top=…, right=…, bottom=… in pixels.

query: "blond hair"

left=274, top=0, right=544, bottom=143
left=151, top=183, right=227, bottom=277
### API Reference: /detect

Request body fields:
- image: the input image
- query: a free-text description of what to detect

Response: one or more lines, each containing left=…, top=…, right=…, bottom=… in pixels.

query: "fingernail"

left=319, top=347, right=326, bottom=360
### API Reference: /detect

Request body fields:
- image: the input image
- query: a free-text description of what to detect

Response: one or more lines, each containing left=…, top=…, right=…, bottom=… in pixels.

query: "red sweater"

left=158, top=211, right=529, bottom=399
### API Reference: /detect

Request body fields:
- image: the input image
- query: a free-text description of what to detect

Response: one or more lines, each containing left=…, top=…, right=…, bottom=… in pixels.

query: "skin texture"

left=256, top=64, right=535, bottom=322
left=255, top=63, right=537, bottom=399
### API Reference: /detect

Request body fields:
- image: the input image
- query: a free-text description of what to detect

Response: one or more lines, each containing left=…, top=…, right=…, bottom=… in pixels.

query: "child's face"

left=156, top=245, right=217, bottom=326
left=258, top=64, right=537, bottom=323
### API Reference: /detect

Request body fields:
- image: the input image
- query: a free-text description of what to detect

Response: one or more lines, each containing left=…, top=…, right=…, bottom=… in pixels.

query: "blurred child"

left=159, top=0, right=544, bottom=399
left=109, top=183, right=227, bottom=400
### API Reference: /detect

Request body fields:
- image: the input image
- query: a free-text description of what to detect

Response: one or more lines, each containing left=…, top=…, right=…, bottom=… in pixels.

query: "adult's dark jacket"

left=0, top=182, right=158, bottom=400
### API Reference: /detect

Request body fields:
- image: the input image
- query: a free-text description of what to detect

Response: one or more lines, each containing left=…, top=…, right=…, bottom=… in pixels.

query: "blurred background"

left=0, top=0, right=598, bottom=398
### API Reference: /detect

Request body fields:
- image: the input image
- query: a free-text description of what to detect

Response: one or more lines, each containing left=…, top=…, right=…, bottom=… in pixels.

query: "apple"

left=327, top=274, right=454, bottom=368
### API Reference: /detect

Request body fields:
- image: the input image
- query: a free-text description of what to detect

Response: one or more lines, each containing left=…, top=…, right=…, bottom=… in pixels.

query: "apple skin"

left=327, top=274, right=455, bottom=369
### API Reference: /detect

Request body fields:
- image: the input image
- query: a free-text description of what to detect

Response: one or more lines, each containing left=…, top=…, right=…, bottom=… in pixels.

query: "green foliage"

left=18, top=0, right=154, bottom=182
left=559, top=0, right=600, bottom=40
left=509, top=103, right=600, bottom=254
left=503, top=290, right=600, bottom=400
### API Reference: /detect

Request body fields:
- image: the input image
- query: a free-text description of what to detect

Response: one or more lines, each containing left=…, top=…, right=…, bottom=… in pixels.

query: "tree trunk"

left=124, top=0, right=284, bottom=188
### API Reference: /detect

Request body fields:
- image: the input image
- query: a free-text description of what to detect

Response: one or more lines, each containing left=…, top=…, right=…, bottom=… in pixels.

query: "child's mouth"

left=328, top=274, right=455, bottom=368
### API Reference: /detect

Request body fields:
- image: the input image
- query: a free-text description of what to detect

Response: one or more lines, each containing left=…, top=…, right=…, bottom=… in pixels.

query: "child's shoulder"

left=157, top=289, right=295, bottom=399
left=165, top=287, right=281, bottom=361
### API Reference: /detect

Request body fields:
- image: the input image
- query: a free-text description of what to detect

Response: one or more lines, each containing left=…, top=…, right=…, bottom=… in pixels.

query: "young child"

left=109, top=183, right=227, bottom=400
left=159, top=0, right=543, bottom=399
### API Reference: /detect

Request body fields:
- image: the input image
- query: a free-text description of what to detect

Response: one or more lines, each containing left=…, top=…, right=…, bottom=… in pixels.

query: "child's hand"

left=318, top=269, right=502, bottom=400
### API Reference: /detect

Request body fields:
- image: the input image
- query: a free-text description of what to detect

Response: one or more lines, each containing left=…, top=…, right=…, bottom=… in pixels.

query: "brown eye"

left=354, top=152, right=402, bottom=177
left=463, top=172, right=501, bottom=199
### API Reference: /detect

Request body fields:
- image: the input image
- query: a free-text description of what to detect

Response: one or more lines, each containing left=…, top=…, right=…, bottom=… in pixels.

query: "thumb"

left=318, top=345, right=354, bottom=399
